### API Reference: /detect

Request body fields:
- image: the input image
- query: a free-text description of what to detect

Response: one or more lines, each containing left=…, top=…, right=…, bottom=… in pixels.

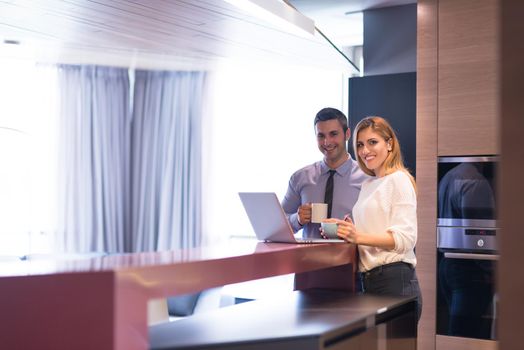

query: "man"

left=282, top=107, right=368, bottom=239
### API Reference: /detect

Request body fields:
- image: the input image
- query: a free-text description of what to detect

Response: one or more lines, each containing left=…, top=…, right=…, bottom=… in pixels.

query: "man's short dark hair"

left=314, top=107, right=348, bottom=133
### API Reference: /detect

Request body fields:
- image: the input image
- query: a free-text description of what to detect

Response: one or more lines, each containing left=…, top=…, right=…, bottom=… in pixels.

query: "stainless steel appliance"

left=436, top=156, right=498, bottom=343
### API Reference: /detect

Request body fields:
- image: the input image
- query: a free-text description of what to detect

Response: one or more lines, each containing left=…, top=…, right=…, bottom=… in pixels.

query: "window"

left=0, top=58, right=58, bottom=256
left=203, top=62, right=348, bottom=244
left=0, top=56, right=348, bottom=254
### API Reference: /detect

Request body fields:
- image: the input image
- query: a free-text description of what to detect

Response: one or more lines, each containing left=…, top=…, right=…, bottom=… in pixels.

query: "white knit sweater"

left=352, top=170, right=417, bottom=272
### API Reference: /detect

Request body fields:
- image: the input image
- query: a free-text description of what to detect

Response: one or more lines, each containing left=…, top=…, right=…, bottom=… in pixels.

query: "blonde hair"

left=352, top=116, right=416, bottom=191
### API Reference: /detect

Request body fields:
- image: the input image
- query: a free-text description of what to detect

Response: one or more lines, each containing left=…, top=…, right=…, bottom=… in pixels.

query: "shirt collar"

left=321, top=155, right=354, bottom=176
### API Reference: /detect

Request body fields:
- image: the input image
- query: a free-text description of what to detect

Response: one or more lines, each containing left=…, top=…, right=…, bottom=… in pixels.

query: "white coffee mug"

left=311, top=203, right=328, bottom=223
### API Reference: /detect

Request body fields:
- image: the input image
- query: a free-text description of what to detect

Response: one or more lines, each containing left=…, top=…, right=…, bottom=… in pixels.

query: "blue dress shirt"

left=281, top=157, right=368, bottom=238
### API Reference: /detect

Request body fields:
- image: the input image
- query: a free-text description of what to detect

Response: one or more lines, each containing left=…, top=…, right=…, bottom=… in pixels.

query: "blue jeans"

left=361, top=261, right=422, bottom=322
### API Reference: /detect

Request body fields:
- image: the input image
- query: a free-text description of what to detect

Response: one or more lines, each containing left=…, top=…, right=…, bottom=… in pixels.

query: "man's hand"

left=297, top=203, right=312, bottom=226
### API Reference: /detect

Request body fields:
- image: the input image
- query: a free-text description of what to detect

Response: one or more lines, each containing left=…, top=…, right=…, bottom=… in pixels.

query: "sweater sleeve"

left=387, top=172, right=417, bottom=254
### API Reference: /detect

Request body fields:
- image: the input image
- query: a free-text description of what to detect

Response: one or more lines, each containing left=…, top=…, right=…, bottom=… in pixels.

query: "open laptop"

left=238, top=192, right=345, bottom=244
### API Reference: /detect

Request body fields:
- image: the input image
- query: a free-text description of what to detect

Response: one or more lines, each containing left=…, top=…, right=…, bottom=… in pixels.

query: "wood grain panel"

left=416, top=1, right=438, bottom=349
left=499, top=1, right=524, bottom=350
left=0, top=0, right=352, bottom=71
left=436, top=335, right=498, bottom=350
left=437, top=0, right=500, bottom=156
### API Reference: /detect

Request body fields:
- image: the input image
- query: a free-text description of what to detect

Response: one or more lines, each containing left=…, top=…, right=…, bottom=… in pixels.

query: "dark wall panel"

left=364, top=4, right=417, bottom=76
left=348, top=72, right=416, bottom=177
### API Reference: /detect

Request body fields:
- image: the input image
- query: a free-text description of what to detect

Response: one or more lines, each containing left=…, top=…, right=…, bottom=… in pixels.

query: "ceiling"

left=287, top=0, right=416, bottom=47
left=0, top=0, right=414, bottom=72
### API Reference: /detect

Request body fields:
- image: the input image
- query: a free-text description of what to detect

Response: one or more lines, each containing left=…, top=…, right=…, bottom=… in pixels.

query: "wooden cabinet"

left=417, top=1, right=501, bottom=349
left=437, top=0, right=500, bottom=156
left=436, top=335, right=497, bottom=350
left=416, top=0, right=439, bottom=349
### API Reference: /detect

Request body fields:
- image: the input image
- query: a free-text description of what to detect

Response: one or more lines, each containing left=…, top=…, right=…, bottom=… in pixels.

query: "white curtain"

left=56, top=65, right=130, bottom=253
left=130, top=70, right=206, bottom=251
left=56, top=66, right=206, bottom=253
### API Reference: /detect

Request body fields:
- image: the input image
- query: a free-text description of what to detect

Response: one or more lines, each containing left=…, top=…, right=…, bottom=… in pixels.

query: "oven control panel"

left=437, top=226, right=498, bottom=252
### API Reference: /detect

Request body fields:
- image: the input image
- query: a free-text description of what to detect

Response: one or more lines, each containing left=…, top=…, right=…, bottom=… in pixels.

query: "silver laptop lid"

left=238, top=192, right=296, bottom=243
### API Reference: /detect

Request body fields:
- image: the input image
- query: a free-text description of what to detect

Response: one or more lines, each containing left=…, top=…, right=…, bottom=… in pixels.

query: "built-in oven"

left=436, top=156, right=499, bottom=343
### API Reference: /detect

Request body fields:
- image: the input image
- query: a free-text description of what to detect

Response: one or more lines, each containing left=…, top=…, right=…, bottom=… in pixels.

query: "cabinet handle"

left=443, top=252, right=499, bottom=261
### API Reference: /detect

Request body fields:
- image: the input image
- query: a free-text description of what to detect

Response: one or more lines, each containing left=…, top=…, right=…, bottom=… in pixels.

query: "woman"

left=323, top=116, right=422, bottom=320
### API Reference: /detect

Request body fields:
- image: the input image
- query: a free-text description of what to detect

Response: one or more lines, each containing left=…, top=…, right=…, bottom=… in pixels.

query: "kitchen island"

left=0, top=240, right=356, bottom=350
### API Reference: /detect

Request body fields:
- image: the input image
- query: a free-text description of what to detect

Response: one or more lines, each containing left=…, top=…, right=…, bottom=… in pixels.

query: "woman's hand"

left=322, top=215, right=397, bottom=249
left=321, top=217, right=359, bottom=243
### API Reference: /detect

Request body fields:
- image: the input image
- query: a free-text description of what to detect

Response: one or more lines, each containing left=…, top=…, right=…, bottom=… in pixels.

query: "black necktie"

left=324, top=170, right=336, bottom=218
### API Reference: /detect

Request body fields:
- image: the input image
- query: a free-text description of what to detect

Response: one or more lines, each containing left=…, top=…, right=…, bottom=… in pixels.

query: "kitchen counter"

left=0, top=240, right=356, bottom=350
left=150, top=290, right=417, bottom=350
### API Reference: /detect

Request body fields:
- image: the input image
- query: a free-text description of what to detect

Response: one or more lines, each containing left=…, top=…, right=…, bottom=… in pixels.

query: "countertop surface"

left=150, top=290, right=417, bottom=349
left=0, top=239, right=354, bottom=278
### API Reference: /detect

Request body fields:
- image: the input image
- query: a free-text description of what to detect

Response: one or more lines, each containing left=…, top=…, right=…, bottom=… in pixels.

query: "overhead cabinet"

left=437, top=0, right=499, bottom=156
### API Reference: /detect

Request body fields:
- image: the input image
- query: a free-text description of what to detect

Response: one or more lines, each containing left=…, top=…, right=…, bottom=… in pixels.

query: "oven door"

left=438, top=156, right=498, bottom=228
left=436, top=249, right=498, bottom=340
